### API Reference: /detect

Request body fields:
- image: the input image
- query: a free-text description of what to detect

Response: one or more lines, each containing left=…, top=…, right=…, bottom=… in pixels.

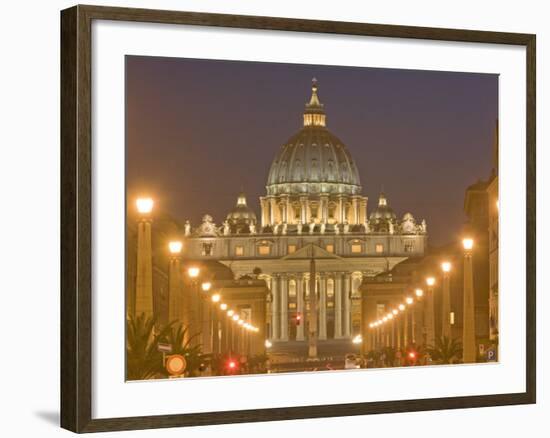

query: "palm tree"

left=126, top=313, right=174, bottom=380
left=161, top=323, right=205, bottom=377
left=426, top=336, right=463, bottom=364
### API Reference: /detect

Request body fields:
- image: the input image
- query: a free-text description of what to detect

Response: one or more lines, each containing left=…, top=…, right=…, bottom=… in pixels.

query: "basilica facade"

left=183, top=80, right=428, bottom=343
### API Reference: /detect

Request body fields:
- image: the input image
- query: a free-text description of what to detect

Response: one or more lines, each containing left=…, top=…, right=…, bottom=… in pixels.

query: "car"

left=344, top=354, right=360, bottom=369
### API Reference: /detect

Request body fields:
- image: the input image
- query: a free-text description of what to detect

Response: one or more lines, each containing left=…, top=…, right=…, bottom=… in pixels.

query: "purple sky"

left=126, top=56, right=497, bottom=246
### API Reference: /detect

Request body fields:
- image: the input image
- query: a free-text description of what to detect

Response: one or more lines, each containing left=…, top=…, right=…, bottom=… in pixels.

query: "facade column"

left=300, top=196, right=307, bottom=224
left=463, top=245, right=476, bottom=363
left=260, top=197, right=269, bottom=228
left=135, top=217, right=154, bottom=318
left=285, top=196, right=292, bottom=223
left=343, top=274, right=351, bottom=337
left=359, top=198, right=368, bottom=225
left=271, top=276, right=279, bottom=340
left=338, top=196, right=344, bottom=224
left=319, top=275, right=327, bottom=340
left=296, top=275, right=305, bottom=341
left=403, top=309, right=409, bottom=348
left=320, top=195, right=328, bottom=223
left=334, top=273, right=343, bottom=338
left=280, top=275, right=289, bottom=341
left=269, top=197, right=277, bottom=225
left=306, top=200, right=312, bottom=224
left=352, top=197, right=359, bottom=224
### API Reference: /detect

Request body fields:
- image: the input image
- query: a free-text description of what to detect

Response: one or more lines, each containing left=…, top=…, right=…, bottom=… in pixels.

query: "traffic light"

left=226, top=358, right=239, bottom=374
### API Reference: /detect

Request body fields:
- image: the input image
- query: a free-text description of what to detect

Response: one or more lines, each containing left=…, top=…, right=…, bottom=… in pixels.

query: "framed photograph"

left=60, top=5, right=536, bottom=433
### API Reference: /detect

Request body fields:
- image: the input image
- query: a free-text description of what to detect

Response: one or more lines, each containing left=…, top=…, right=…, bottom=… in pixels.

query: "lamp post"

left=414, top=288, right=423, bottom=345
left=187, top=266, right=200, bottom=347
left=201, top=281, right=213, bottom=353
left=405, top=296, right=413, bottom=346
left=441, top=262, right=452, bottom=339
left=168, top=241, right=183, bottom=324
left=462, top=238, right=476, bottom=363
left=211, top=294, right=221, bottom=355
left=135, top=198, right=154, bottom=319
left=425, top=277, right=436, bottom=347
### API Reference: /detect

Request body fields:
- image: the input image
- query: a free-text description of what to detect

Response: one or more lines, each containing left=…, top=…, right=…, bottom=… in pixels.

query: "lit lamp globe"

left=232, top=314, right=239, bottom=321
left=398, top=304, right=405, bottom=311
left=211, top=293, right=221, bottom=303
left=168, top=241, right=183, bottom=255
left=441, top=261, right=452, bottom=273
left=227, top=310, right=234, bottom=317
left=426, top=277, right=435, bottom=287
left=188, top=267, right=200, bottom=278
left=392, top=309, right=398, bottom=315
left=136, top=198, right=154, bottom=215
left=415, top=288, right=424, bottom=298
left=220, top=303, right=228, bottom=311
left=201, top=281, right=212, bottom=292
left=406, top=297, right=414, bottom=305
left=462, top=238, right=474, bottom=251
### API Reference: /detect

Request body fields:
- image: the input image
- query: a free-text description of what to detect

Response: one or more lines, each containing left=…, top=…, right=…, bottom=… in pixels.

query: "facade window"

left=326, top=244, right=334, bottom=253
left=288, top=244, right=297, bottom=254
left=289, top=302, right=297, bottom=309
left=351, top=244, right=362, bottom=254
left=235, top=246, right=244, bottom=256
left=288, top=280, right=297, bottom=297
left=450, top=312, right=455, bottom=325
left=404, top=241, right=414, bottom=252
left=258, top=245, right=270, bottom=255
left=375, top=243, right=384, bottom=253
left=202, top=243, right=213, bottom=256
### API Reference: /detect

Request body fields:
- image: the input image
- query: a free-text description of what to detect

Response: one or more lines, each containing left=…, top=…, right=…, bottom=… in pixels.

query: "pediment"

left=281, top=243, right=342, bottom=260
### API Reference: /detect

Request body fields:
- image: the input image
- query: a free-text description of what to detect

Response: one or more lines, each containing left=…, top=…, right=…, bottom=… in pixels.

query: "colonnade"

left=260, top=195, right=368, bottom=228
left=269, top=272, right=354, bottom=341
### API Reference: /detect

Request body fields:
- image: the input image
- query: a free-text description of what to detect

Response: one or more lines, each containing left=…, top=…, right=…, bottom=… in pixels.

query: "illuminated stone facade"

left=183, top=80, right=428, bottom=342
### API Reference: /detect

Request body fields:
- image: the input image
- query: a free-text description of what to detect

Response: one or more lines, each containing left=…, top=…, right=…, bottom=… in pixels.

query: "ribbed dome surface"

left=226, top=193, right=257, bottom=225
left=266, top=80, right=361, bottom=196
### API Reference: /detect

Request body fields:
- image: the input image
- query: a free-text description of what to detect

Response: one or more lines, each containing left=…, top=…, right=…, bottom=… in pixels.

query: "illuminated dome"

left=226, top=192, right=257, bottom=232
left=266, top=79, right=361, bottom=196
left=369, top=193, right=397, bottom=232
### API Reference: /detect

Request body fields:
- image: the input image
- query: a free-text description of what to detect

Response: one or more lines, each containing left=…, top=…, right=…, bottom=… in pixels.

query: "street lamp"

left=441, top=261, right=452, bottom=339
left=136, top=197, right=154, bottom=214
left=415, top=288, right=424, bottom=298
left=462, top=237, right=476, bottom=363
left=168, top=240, right=183, bottom=324
left=398, top=304, right=405, bottom=311
left=220, top=303, right=228, bottom=311
left=201, top=281, right=212, bottom=292
left=406, top=296, right=414, bottom=305
left=135, top=197, right=154, bottom=319
left=188, top=266, right=200, bottom=278
left=424, top=277, right=436, bottom=347
left=211, top=293, right=221, bottom=303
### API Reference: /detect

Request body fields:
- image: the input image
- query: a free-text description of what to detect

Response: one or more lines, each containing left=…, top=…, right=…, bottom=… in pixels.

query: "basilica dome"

left=369, top=193, right=397, bottom=224
left=226, top=192, right=257, bottom=232
left=266, top=80, right=361, bottom=196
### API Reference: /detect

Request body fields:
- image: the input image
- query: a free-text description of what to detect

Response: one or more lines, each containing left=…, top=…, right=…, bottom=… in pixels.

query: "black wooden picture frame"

left=60, top=4, right=536, bottom=433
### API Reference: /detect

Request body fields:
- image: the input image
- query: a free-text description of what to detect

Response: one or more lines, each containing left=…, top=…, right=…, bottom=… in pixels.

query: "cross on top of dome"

left=304, top=78, right=326, bottom=127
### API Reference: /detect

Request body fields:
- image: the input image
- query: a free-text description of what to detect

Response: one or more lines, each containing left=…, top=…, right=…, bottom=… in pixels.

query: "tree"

left=161, top=323, right=205, bottom=377
left=126, top=313, right=173, bottom=380
left=426, top=336, right=463, bottom=364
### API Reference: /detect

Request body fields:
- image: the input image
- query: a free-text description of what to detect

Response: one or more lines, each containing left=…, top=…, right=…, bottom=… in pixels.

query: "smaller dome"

left=402, top=212, right=415, bottom=221
left=369, top=193, right=397, bottom=222
left=226, top=192, right=257, bottom=232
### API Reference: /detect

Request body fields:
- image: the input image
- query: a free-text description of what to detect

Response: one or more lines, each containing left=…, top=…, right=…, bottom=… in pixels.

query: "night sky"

left=126, top=56, right=497, bottom=247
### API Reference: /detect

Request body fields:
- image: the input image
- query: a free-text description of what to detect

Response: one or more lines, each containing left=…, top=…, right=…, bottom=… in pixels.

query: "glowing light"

left=415, top=288, right=424, bottom=298
left=211, top=293, right=221, bottom=303
left=265, top=339, right=272, bottom=348
left=168, top=241, right=183, bottom=254
left=441, top=261, right=451, bottom=273
left=392, top=309, right=398, bottom=315
left=227, top=310, right=234, bottom=317
left=352, top=335, right=363, bottom=344
left=426, top=277, right=435, bottom=287
left=136, top=198, right=153, bottom=214
left=232, top=314, right=239, bottom=321
left=398, top=304, right=405, bottom=311
left=408, top=351, right=417, bottom=359
left=387, top=313, right=394, bottom=320
left=382, top=317, right=388, bottom=322
left=462, top=238, right=474, bottom=251
left=201, top=281, right=212, bottom=292
left=227, top=360, right=237, bottom=369
left=220, top=303, right=228, bottom=311
left=238, top=320, right=244, bottom=326
left=406, top=297, right=414, bottom=305
left=188, top=267, right=200, bottom=278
